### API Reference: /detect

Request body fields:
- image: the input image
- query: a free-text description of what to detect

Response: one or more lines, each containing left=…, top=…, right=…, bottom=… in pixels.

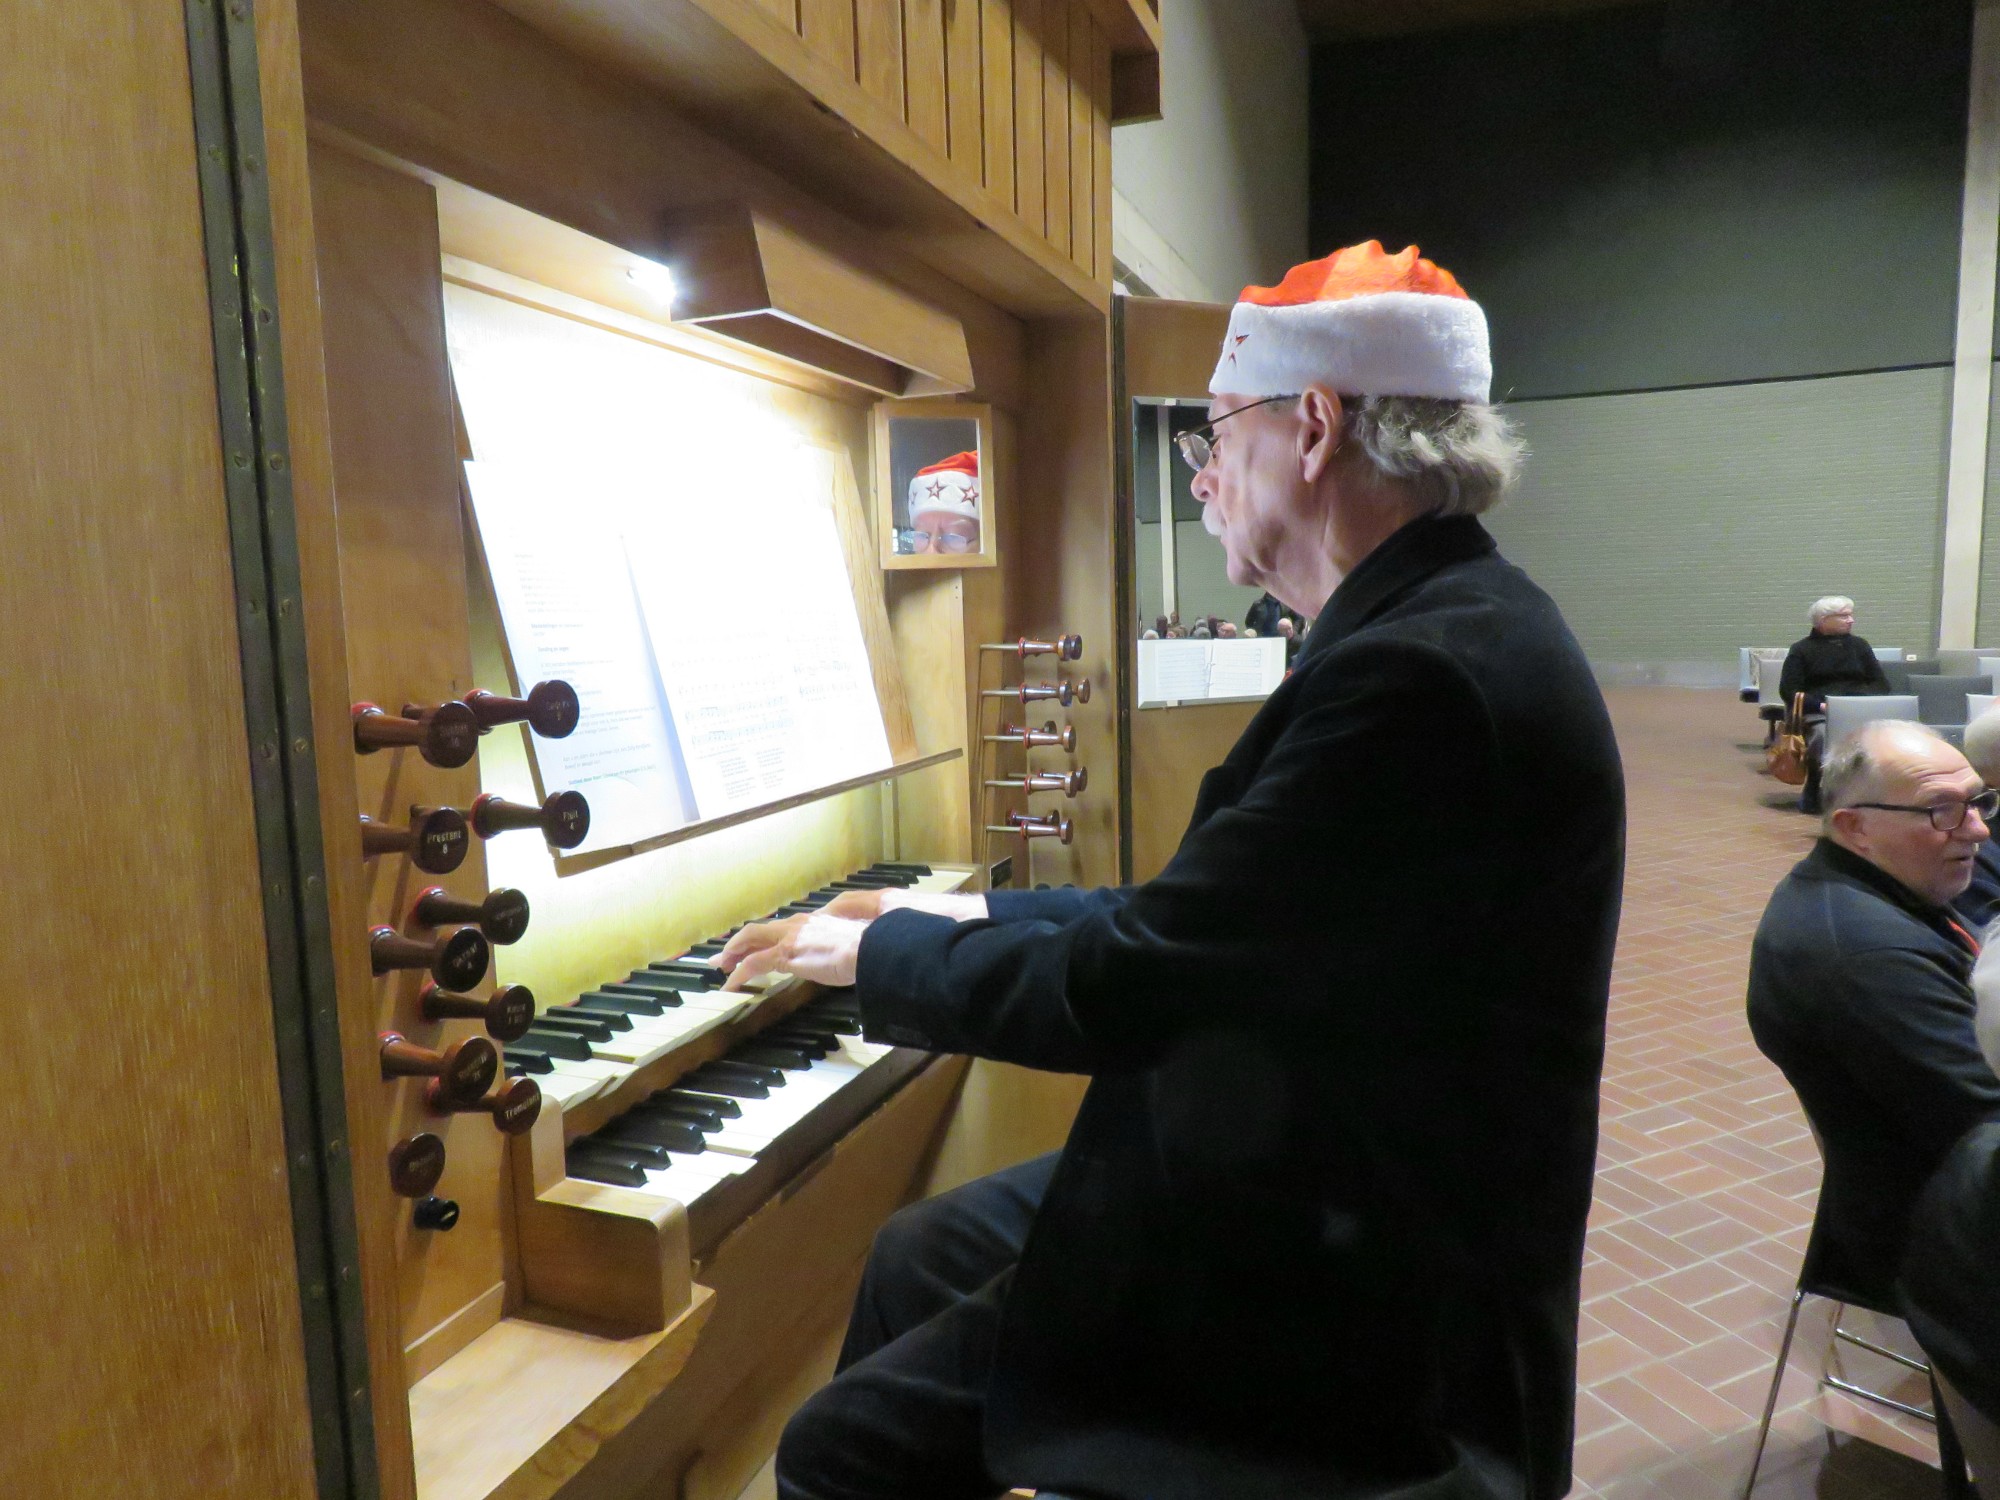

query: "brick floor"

left=1570, top=689, right=1942, bottom=1499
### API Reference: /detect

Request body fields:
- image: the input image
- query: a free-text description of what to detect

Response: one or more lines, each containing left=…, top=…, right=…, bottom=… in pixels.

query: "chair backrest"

left=1938, top=649, right=1986, bottom=676
left=1936, top=1371, right=2000, bottom=1489
left=1874, top=646, right=1906, bottom=663
left=1739, top=647, right=1757, bottom=693
left=1978, top=656, right=2000, bottom=684
left=1910, top=674, right=1993, bottom=728
left=1883, top=662, right=1912, bottom=694
left=1971, top=694, right=1996, bottom=723
left=1825, top=694, right=1920, bottom=749
left=1756, top=655, right=1786, bottom=706
left=1905, top=656, right=1942, bottom=677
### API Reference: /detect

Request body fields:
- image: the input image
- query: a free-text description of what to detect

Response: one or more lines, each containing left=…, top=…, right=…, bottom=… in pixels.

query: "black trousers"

left=775, top=1151, right=1061, bottom=1500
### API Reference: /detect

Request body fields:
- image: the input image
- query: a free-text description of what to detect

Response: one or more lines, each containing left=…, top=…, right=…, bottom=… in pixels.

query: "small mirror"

left=874, top=400, right=996, bottom=569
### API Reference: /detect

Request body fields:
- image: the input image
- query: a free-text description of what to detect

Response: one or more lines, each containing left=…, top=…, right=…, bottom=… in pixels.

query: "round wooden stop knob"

left=471, top=790, right=590, bottom=850
left=420, top=980, right=537, bottom=1043
left=1029, top=767, right=1087, bottom=796
left=410, top=885, right=530, bottom=944
left=427, top=1075, right=541, bottom=1135
left=379, top=1031, right=499, bottom=1105
left=370, top=924, right=490, bottom=991
left=351, top=700, right=479, bottom=768
left=1008, top=811, right=1074, bottom=844
left=1014, top=634, right=1081, bottom=660
left=461, top=681, right=580, bottom=739
left=387, top=1133, right=447, bottom=1199
left=360, top=806, right=469, bottom=875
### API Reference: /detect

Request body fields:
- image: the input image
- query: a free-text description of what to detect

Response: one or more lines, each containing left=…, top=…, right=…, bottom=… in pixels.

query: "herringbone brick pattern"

left=1570, top=689, right=1943, bottom=1499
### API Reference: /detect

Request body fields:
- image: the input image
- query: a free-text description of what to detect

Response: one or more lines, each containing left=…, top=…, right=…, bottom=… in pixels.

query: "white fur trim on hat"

left=909, top=470, right=980, bottom=522
left=1209, top=291, right=1492, bottom=404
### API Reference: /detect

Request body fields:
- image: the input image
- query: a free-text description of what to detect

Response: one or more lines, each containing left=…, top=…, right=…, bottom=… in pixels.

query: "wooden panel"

left=797, top=0, right=856, bottom=75
left=0, top=1, right=321, bottom=1495
left=747, top=0, right=797, bottom=26
left=298, top=0, right=1038, bottom=400
left=1129, top=700, right=1262, bottom=879
left=307, top=141, right=512, bottom=1368
left=855, top=0, right=904, bottom=115
left=902, top=0, right=948, bottom=153
left=1040, top=0, right=1071, bottom=254
left=256, top=0, right=421, bottom=1488
left=1011, top=0, right=1045, bottom=230
left=1068, top=7, right=1094, bottom=276
left=944, top=0, right=984, bottom=172
left=1092, top=24, right=1113, bottom=281
left=980, top=0, right=1016, bottom=204
left=1123, top=297, right=1232, bottom=400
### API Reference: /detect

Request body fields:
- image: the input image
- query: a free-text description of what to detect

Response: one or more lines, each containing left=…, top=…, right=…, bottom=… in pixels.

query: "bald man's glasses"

left=1175, top=395, right=1300, bottom=472
left=1849, top=789, right=2000, bottom=831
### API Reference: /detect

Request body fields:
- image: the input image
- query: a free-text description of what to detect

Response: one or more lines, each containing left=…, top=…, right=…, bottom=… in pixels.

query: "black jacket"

left=1747, top=840, right=2000, bottom=1298
left=1901, top=1119, right=2000, bottom=1423
left=1778, top=630, right=1889, bottom=711
left=858, top=515, right=1626, bottom=1500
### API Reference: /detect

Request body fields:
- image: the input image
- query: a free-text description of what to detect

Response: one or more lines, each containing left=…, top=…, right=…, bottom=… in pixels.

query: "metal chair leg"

left=1823, top=1302, right=1937, bottom=1421
left=1744, top=1288, right=1809, bottom=1499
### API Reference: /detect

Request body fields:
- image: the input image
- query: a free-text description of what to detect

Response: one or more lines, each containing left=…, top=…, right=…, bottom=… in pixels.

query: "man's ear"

left=1297, top=386, right=1345, bottom=484
left=1829, top=805, right=1865, bottom=848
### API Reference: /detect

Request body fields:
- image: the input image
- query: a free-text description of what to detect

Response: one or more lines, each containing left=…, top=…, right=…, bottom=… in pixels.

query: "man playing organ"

left=722, top=241, right=1626, bottom=1500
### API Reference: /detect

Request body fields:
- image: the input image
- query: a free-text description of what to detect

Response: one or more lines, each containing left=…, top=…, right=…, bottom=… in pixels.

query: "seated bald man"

left=1748, top=721, right=2000, bottom=1301
left=723, top=243, right=1624, bottom=1500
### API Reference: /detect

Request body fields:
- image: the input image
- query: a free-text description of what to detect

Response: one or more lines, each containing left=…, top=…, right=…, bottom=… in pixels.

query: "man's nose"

left=1963, top=808, right=1989, bottom=842
left=1190, top=465, right=1215, bottom=503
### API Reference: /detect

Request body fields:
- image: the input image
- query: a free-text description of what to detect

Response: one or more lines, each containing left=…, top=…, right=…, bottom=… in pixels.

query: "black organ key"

left=873, top=862, right=934, bottom=876
left=564, top=1147, right=647, bottom=1188
left=836, top=873, right=901, bottom=889
left=677, top=1070, right=768, bottom=1100
left=699, top=1059, right=785, bottom=1087
left=598, top=1115, right=707, bottom=1152
left=733, top=1044, right=814, bottom=1071
left=765, top=1028, right=836, bottom=1055
left=548, top=1001, right=631, bottom=1031
left=572, top=991, right=668, bottom=1018
left=632, top=1101, right=724, bottom=1132
left=660, top=1088, right=741, bottom=1119
left=646, top=961, right=728, bottom=987
left=683, top=942, right=725, bottom=959
left=519, top=1027, right=593, bottom=1061
left=501, top=1046, right=556, bottom=1074
left=606, top=976, right=696, bottom=997
left=797, top=892, right=835, bottom=907
left=584, top=1134, right=675, bottom=1168
left=528, top=1012, right=617, bottom=1044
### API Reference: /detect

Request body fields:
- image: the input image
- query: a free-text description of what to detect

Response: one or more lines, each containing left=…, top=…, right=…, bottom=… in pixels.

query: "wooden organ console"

left=7, top=0, right=1159, bottom=1496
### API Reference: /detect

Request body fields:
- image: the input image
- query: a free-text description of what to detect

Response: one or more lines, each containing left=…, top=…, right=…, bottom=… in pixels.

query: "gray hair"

left=1820, top=719, right=1947, bottom=834
left=1341, top=395, right=1525, bottom=518
left=1965, top=704, right=2000, bottom=782
left=1810, top=595, right=1856, bottom=625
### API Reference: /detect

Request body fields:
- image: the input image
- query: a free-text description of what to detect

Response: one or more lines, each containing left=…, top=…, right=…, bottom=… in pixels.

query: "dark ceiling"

left=1296, top=0, right=1651, bottom=39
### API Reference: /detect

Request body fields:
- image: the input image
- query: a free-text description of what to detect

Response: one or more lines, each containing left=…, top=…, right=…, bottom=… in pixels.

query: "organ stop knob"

left=453, top=680, right=581, bottom=739
left=981, top=634, right=1082, bottom=661
left=420, top=979, right=537, bottom=1043
left=360, top=806, right=469, bottom=875
left=351, top=700, right=479, bottom=768
left=984, top=679, right=1090, bottom=707
left=379, top=1032, right=498, bottom=1106
left=387, top=1133, right=447, bottom=1199
left=471, top=790, right=590, bottom=850
left=986, top=811, right=1073, bottom=844
left=410, top=885, right=530, bottom=944
left=985, top=721, right=1076, bottom=753
left=427, top=1075, right=542, bottom=1135
left=412, top=1196, right=460, bottom=1232
left=371, top=924, right=491, bottom=991
left=986, top=767, right=1087, bottom=798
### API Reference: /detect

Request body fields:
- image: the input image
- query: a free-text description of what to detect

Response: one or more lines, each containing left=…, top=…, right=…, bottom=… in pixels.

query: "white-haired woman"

left=1779, top=595, right=1892, bottom=811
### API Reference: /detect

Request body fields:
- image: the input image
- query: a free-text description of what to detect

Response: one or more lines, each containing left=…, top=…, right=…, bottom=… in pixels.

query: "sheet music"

left=1137, top=636, right=1287, bottom=707
left=463, top=460, right=695, bottom=850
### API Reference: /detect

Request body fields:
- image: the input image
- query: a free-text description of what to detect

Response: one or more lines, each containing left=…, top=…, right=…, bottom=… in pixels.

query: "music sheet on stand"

left=464, top=460, right=694, bottom=851
left=622, top=441, right=891, bottom=817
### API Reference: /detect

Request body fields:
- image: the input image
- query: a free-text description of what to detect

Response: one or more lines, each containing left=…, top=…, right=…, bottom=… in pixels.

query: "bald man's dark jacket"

left=856, top=514, right=1626, bottom=1500
left=1748, top=841, right=2000, bottom=1300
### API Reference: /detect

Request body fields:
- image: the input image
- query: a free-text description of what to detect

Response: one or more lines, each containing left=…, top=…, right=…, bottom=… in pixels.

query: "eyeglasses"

left=897, top=529, right=974, bottom=554
left=1173, top=394, right=1300, bottom=472
left=1848, top=788, right=2000, bottom=831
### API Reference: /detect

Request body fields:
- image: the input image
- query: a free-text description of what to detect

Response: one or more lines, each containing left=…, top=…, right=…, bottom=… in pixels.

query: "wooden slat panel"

left=855, top=0, right=904, bottom=115
left=797, top=0, right=856, bottom=76
left=0, top=1, right=322, bottom=1494
left=1068, top=7, right=1094, bottom=277
left=1012, top=0, right=1044, bottom=230
left=981, top=0, right=1015, bottom=202
left=748, top=0, right=799, bottom=28
left=902, top=0, right=948, bottom=153
left=1040, top=0, right=1070, bottom=254
left=944, top=0, right=984, bottom=171
left=1092, top=13, right=1113, bottom=282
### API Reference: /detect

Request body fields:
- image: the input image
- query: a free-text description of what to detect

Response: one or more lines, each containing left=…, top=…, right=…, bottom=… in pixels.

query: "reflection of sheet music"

left=1137, top=636, right=1286, bottom=707
left=464, top=461, right=694, bottom=850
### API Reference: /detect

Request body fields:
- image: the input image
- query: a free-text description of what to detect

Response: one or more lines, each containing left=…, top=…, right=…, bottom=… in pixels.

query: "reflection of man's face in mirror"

left=909, top=514, right=980, bottom=554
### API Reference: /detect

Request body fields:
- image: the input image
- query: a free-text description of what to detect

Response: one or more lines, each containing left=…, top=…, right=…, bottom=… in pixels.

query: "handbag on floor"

left=1767, top=693, right=1809, bottom=785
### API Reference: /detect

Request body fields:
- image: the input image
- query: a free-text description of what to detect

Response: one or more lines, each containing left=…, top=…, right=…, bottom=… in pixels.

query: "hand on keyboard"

left=719, top=911, right=867, bottom=991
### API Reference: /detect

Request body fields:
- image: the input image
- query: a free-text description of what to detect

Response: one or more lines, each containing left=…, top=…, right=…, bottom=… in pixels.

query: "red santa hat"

left=1209, top=241, right=1491, bottom=404
left=909, top=450, right=980, bottom=522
